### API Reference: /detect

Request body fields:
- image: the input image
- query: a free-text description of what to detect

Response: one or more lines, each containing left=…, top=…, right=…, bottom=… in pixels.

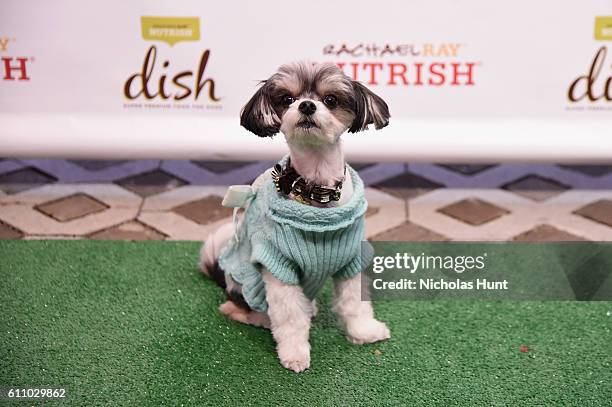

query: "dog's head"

left=240, top=61, right=390, bottom=145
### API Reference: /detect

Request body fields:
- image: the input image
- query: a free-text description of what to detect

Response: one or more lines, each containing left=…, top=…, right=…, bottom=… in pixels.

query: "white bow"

left=221, top=185, right=255, bottom=242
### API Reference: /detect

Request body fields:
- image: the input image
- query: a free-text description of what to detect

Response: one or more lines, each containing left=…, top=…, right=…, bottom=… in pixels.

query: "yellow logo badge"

left=594, top=16, right=612, bottom=41
left=141, top=16, right=200, bottom=46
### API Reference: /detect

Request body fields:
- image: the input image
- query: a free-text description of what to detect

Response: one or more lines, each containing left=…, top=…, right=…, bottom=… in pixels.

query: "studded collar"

left=271, top=158, right=345, bottom=205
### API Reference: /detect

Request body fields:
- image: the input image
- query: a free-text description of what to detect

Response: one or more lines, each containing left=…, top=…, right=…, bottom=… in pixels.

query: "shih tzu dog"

left=200, top=61, right=390, bottom=372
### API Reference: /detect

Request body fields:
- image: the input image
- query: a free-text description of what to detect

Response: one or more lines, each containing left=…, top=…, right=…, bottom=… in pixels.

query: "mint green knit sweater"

left=218, top=159, right=373, bottom=312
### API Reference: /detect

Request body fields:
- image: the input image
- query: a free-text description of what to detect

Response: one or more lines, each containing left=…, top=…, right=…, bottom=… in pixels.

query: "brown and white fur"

left=200, top=61, right=391, bottom=372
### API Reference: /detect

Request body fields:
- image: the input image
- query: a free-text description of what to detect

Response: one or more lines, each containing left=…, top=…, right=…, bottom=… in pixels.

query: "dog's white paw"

left=346, top=319, right=391, bottom=345
left=277, top=342, right=310, bottom=373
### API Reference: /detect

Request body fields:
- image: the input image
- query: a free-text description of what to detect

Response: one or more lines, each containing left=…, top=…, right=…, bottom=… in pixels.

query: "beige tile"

left=0, top=220, right=24, bottom=239
left=372, top=172, right=442, bottom=199
left=116, top=170, right=187, bottom=198
left=0, top=184, right=140, bottom=236
left=140, top=186, right=228, bottom=211
left=172, top=196, right=233, bottom=225
left=513, top=224, right=587, bottom=241
left=365, top=206, right=380, bottom=218
left=411, top=189, right=612, bottom=241
left=35, top=193, right=108, bottom=222
left=573, top=200, right=612, bottom=227
left=138, top=186, right=233, bottom=240
left=89, top=221, right=166, bottom=240
left=502, top=175, right=569, bottom=202
left=371, top=221, right=447, bottom=241
left=1, top=204, right=139, bottom=236
left=437, top=198, right=510, bottom=226
left=138, top=212, right=225, bottom=241
left=0, top=184, right=141, bottom=207
left=363, top=188, right=407, bottom=238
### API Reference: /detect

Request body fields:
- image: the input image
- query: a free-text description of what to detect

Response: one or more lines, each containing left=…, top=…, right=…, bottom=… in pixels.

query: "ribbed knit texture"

left=218, top=157, right=374, bottom=312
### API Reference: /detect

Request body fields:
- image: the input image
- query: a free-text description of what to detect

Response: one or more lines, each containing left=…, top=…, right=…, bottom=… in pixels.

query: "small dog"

left=200, top=61, right=391, bottom=372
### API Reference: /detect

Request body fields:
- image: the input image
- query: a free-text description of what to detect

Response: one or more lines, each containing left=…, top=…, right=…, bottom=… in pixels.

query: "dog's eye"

left=323, top=95, right=338, bottom=108
left=281, top=95, right=295, bottom=106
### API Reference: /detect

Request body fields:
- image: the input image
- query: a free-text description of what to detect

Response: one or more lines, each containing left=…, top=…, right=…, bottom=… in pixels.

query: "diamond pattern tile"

left=69, top=160, right=129, bottom=171
left=171, top=196, right=233, bottom=225
left=2, top=157, right=612, bottom=242
left=0, top=167, right=57, bottom=194
left=573, top=200, right=612, bottom=227
left=89, top=220, right=166, bottom=240
left=191, top=160, right=255, bottom=174
left=373, top=171, right=443, bottom=199
left=0, top=220, right=24, bottom=239
left=437, top=163, right=496, bottom=175
left=437, top=198, right=509, bottom=226
left=513, top=224, right=587, bottom=241
left=371, top=221, right=447, bottom=241
left=116, top=170, right=187, bottom=198
left=559, top=165, right=612, bottom=177
left=35, top=193, right=109, bottom=222
left=502, top=174, right=569, bottom=202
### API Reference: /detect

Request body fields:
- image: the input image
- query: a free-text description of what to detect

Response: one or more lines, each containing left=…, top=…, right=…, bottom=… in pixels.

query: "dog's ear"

left=240, top=81, right=281, bottom=137
left=348, top=81, right=390, bottom=133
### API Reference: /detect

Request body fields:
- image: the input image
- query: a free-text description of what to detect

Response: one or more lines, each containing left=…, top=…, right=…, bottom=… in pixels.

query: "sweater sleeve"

left=251, top=239, right=301, bottom=285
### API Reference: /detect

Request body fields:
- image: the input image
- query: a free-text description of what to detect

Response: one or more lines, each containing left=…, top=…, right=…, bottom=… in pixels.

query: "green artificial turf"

left=0, top=240, right=610, bottom=406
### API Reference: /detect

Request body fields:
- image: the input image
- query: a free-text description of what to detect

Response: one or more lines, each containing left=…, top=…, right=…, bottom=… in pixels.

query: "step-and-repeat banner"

left=1, top=1, right=611, bottom=161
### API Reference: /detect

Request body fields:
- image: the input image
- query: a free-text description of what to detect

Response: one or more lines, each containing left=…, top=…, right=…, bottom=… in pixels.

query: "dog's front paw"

left=346, top=319, right=391, bottom=345
left=277, top=342, right=310, bottom=373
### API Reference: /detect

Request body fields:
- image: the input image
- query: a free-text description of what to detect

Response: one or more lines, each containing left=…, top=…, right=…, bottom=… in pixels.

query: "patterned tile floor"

left=1, top=158, right=611, bottom=241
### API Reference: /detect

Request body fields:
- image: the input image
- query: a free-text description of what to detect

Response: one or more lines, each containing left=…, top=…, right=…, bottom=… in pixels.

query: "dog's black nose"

left=298, top=100, right=316, bottom=116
